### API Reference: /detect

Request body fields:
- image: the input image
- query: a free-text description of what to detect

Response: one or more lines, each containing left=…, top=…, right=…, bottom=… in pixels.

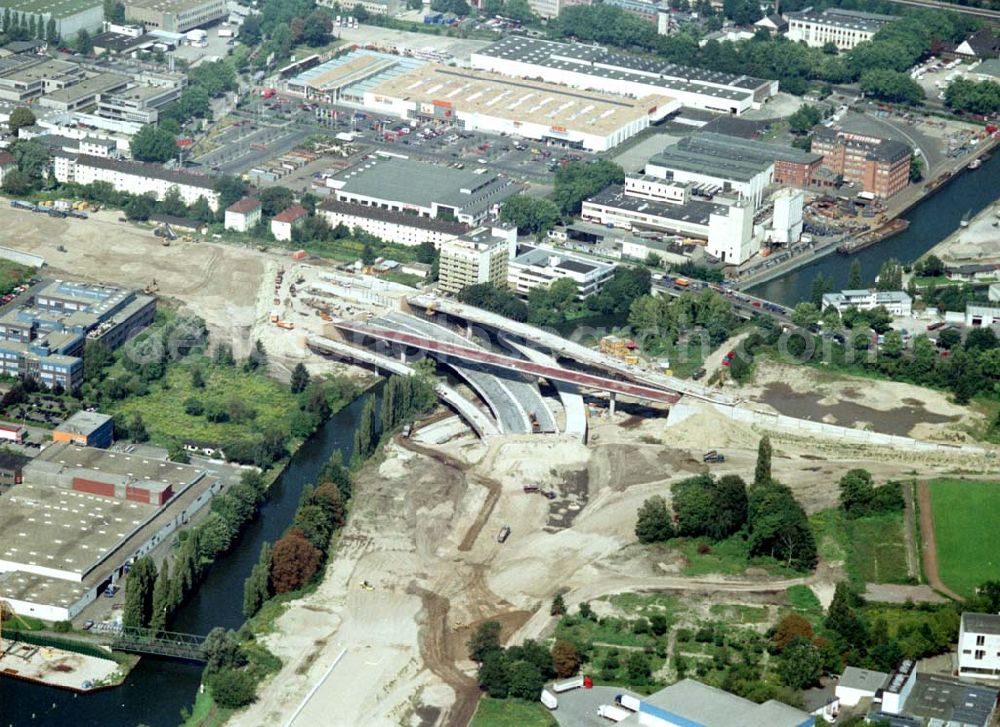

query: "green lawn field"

left=928, top=479, right=1000, bottom=598
left=469, top=698, right=557, bottom=727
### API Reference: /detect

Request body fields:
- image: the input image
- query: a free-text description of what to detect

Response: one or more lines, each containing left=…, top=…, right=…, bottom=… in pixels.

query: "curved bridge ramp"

left=307, top=335, right=500, bottom=438
left=501, top=336, right=587, bottom=442
left=379, top=312, right=557, bottom=435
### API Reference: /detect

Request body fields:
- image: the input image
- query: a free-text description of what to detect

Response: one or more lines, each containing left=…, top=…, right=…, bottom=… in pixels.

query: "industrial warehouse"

left=0, top=442, right=240, bottom=621
left=285, top=49, right=680, bottom=151
left=469, top=36, right=778, bottom=115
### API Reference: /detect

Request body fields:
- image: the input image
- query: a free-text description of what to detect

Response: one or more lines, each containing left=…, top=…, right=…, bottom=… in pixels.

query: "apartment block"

left=959, top=613, right=1000, bottom=679
left=54, top=153, right=220, bottom=209
left=785, top=8, right=898, bottom=50
left=438, top=226, right=515, bottom=295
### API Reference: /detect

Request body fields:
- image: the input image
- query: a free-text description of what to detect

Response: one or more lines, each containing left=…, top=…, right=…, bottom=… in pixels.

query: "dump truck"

left=703, top=450, right=725, bottom=463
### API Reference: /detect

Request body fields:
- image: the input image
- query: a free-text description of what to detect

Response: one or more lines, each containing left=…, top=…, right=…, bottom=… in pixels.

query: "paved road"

left=550, top=686, right=641, bottom=727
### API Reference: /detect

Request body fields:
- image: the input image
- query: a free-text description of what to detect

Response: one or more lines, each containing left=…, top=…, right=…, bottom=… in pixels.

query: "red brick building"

left=811, top=128, right=912, bottom=199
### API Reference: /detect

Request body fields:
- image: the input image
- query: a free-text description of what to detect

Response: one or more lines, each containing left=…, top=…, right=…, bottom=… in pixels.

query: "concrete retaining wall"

left=0, top=246, right=44, bottom=269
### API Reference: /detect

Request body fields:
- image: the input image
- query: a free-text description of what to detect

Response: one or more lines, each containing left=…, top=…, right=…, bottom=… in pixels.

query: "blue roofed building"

left=0, top=280, right=155, bottom=390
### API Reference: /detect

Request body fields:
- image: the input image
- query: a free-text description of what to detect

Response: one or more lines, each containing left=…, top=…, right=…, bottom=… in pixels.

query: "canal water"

left=749, top=152, right=1000, bottom=307
left=0, top=388, right=376, bottom=727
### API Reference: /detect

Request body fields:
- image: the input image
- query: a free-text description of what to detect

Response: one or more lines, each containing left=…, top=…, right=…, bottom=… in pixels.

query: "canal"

left=749, top=152, right=1000, bottom=307
left=0, top=388, right=376, bottom=727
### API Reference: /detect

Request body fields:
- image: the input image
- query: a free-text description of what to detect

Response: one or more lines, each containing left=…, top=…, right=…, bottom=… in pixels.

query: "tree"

left=2, top=168, right=33, bottom=196
left=128, top=413, right=149, bottom=442
left=75, top=28, right=93, bottom=55
left=103, top=0, right=125, bottom=22
left=259, top=186, right=295, bottom=218
left=505, top=659, right=543, bottom=699
left=909, top=155, right=924, bottom=183
left=754, top=435, right=772, bottom=486
left=848, top=259, right=863, bottom=289
left=7, top=107, right=35, bottom=135
left=291, top=362, right=309, bottom=394
left=635, top=495, right=675, bottom=543
left=937, top=327, right=962, bottom=350
left=131, top=123, right=177, bottom=163
left=243, top=541, right=272, bottom=618
left=208, top=668, right=257, bottom=709
left=772, top=613, right=815, bottom=653
left=214, top=176, right=250, bottom=215
left=777, top=636, right=822, bottom=689
left=123, top=556, right=157, bottom=628
left=270, top=529, right=321, bottom=593
left=551, top=639, right=580, bottom=678
left=876, top=258, right=903, bottom=291
left=922, top=254, right=945, bottom=277
left=944, top=77, right=1000, bottom=116
left=352, top=396, right=377, bottom=461
left=149, top=560, right=172, bottom=632
left=157, top=186, right=186, bottom=217
left=626, top=651, right=652, bottom=684
left=124, top=194, right=155, bottom=221
left=860, top=69, right=924, bottom=104
left=792, top=302, right=820, bottom=329
left=478, top=652, right=509, bottom=698
left=788, top=104, right=821, bottom=135
left=550, top=593, right=567, bottom=616
left=552, top=160, right=624, bottom=214
left=468, top=620, right=503, bottom=663
left=499, top=195, right=560, bottom=236
left=46, top=16, right=58, bottom=43
left=809, top=273, right=832, bottom=308
left=10, top=138, right=49, bottom=189
left=203, top=627, right=244, bottom=674
left=826, top=582, right=868, bottom=655
left=747, top=481, right=817, bottom=570
left=238, top=15, right=261, bottom=45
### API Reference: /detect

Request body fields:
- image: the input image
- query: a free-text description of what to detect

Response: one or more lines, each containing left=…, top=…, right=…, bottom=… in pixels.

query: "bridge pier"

left=609, top=392, right=616, bottom=416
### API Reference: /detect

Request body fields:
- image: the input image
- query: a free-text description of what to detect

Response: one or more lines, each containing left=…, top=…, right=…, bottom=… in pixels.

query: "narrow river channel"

left=1, top=388, right=377, bottom=727
left=749, top=151, right=1000, bottom=306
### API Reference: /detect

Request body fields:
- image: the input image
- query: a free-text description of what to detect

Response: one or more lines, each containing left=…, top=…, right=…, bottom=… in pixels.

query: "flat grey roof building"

left=55, top=410, right=112, bottom=437
left=785, top=7, right=898, bottom=33
left=587, top=184, right=726, bottom=226
left=330, top=158, right=518, bottom=223
left=632, top=678, right=813, bottom=726
left=648, top=132, right=820, bottom=182
left=839, top=665, right=889, bottom=692
left=964, top=613, right=1000, bottom=636
left=476, top=36, right=771, bottom=96
left=904, top=674, right=998, bottom=727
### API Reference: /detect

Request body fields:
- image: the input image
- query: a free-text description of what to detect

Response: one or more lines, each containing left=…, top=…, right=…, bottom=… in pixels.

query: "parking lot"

left=548, top=685, right=642, bottom=726
left=197, top=94, right=599, bottom=183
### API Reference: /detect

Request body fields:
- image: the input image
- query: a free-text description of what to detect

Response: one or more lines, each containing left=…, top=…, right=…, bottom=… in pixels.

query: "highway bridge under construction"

left=310, top=305, right=692, bottom=441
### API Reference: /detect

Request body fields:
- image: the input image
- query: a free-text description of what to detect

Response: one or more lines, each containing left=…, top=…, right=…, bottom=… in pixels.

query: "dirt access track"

left=1, top=207, right=268, bottom=352
left=916, top=481, right=964, bottom=602
left=232, top=399, right=992, bottom=727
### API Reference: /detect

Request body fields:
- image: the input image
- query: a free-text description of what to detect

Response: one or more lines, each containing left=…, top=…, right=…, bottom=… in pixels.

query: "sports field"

left=927, top=479, right=1000, bottom=598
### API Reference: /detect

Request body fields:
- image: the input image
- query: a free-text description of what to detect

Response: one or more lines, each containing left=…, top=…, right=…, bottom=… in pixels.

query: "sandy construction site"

left=0, top=207, right=268, bottom=355
left=234, top=393, right=995, bottom=727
